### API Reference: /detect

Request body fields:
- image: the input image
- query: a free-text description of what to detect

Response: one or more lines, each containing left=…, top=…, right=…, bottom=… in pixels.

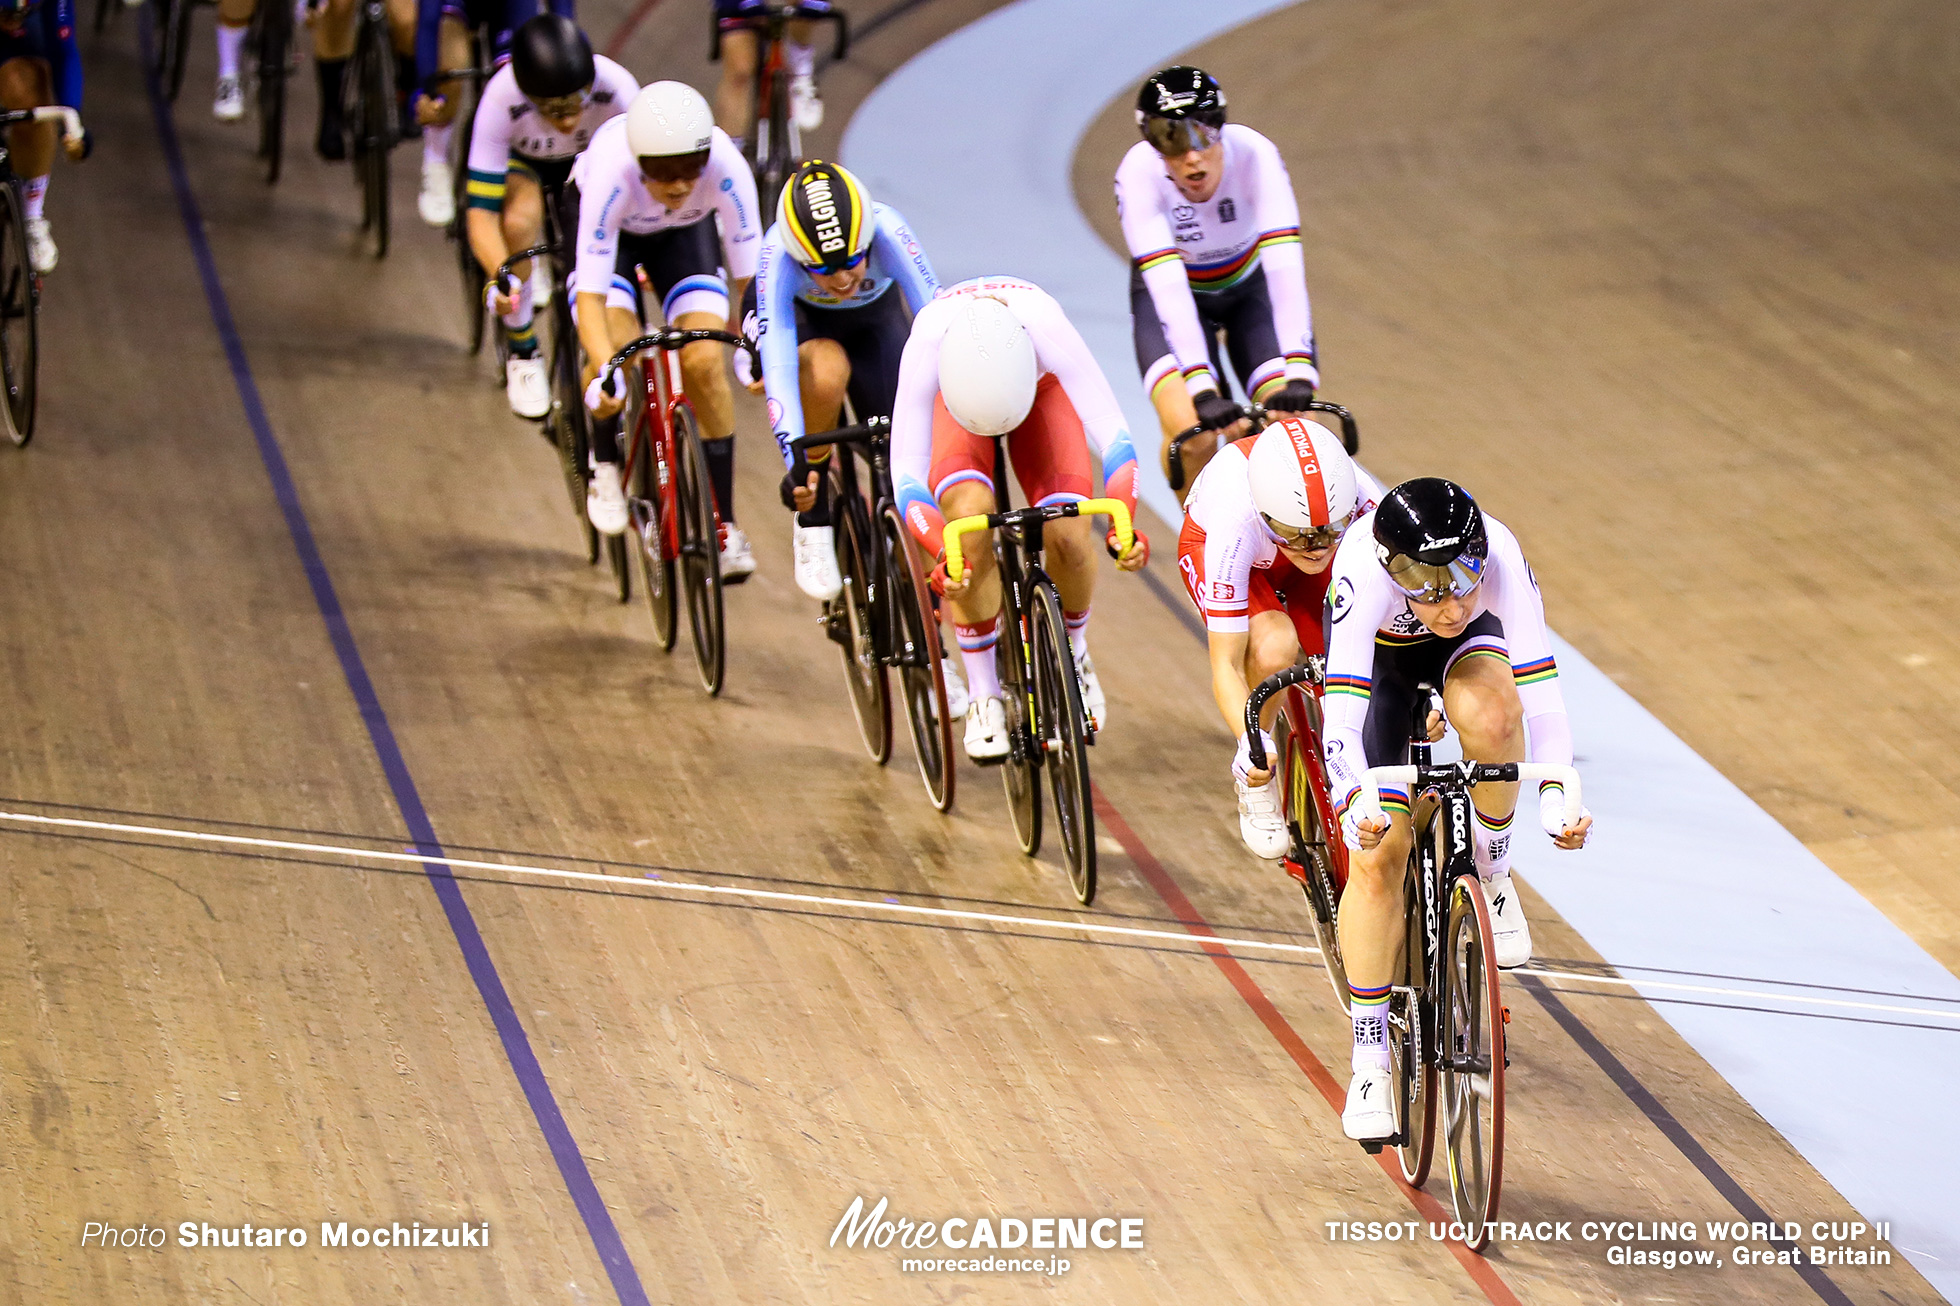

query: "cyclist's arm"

left=571, top=175, right=626, bottom=380
left=1484, top=520, right=1573, bottom=773
left=593, top=55, right=640, bottom=108
left=872, top=204, right=939, bottom=310
left=1245, top=129, right=1317, bottom=391
left=1117, top=146, right=1218, bottom=397
left=1189, top=509, right=1260, bottom=734
left=48, top=0, right=81, bottom=111
left=754, top=229, right=809, bottom=466
left=463, top=74, right=518, bottom=274
left=414, top=0, right=442, bottom=92
left=707, top=130, right=762, bottom=288
left=891, top=306, right=951, bottom=557
left=1320, top=539, right=1403, bottom=815
left=1019, top=289, right=1139, bottom=518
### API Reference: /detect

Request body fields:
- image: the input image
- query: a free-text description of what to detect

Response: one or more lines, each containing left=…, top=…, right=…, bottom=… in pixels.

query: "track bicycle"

left=593, top=328, right=757, bottom=697
left=1165, top=398, right=1361, bottom=494
left=495, top=219, right=591, bottom=556
left=709, top=2, right=846, bottom=205
left=1243, top=659, right=1352, bottom=1009
left=246, top=0, right=295, bottom=182
left=0, top=106, right=80, bottom=448
left=788, top=420, right=956, bottom=812
left=345, top=0, right=398, bottom=256
left=943, top=486, right=1135, bottom=905
left=153, top=0, right=209, bottom=102
left=1341, top=685, right=1580, bottom=1249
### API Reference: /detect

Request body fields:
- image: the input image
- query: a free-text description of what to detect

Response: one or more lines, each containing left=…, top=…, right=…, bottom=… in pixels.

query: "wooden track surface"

left=0, top=0, right=1942, bottom=1301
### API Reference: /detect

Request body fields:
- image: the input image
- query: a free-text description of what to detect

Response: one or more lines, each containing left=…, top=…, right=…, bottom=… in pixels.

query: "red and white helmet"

left=1246, top=415, right=1360, bottom=536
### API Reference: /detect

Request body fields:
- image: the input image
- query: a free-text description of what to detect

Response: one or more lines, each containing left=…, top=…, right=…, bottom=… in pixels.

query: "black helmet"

left=777, top=160, right=876, bottom=273
left=1134, top=66, right=1226, bottom=155
left=1372, top=478, right=1489, bottom=602
left=511, top=14, right=595, bottom=102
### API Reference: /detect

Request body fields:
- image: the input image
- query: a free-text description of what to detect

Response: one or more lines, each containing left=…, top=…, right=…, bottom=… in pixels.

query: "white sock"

left=1472, top=806, right=1515, bottom=882
left=955, top=616, right=1001, bottom=701
left=422, top=123, right=451, bottom=169
left=1349, top=984, right=1392, bottom=1072
left=1064, top=606, right=1089, bottom=661
left=785, top=41, right=815, bottom=79
left=216, top=22, right=247, bottom=81
left=21, top=175, right=47, bottom=222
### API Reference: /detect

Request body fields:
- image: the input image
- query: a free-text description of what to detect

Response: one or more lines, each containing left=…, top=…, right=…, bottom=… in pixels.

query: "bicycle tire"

left=1393, top=809, right=1440, bottom=1187
left=1276, top=700, right=1348, bottom=1010
left=835, top=484, right=892, bottom=762
left=883, top=505, right=954, bottom=813
left=449, top=71, right=486, bottom=352
left=630, top=391, right=678, bottom=652
left=1028, top=580, right=1095, bottom=903
left=151, top=0, right=176, bottom=77
left=606, top=529, right=630, bottom=602
left=1441, top=871, right=1505, bottom=1245
left=255, top=0, right=290, bottom=183
left=674, top=401, right=725, bottom=695
left=550, top=309, right=600, bottom=563
left=758, top=65, right=796, bottom=205
left=165, top=0, right=195, bottom=101
left=996, top=553, right=1041, bottom=856
left=0, top=181, right=36, bottom=448
left=352, top=15, right=393, bottom=258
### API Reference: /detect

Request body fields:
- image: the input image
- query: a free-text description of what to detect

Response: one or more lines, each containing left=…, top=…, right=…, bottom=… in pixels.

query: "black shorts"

left=736, top=281, right=910, bottom=423
left=511, top=153, right=576, bottom=239
left=614, top=220, right=727, bottom=322
left=1129, top=263, right=1285, bottom=398
left=1357, top=612, right=1509, bottom=769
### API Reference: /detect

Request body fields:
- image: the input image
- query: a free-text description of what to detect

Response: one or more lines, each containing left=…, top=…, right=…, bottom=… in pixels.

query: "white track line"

left=4, top=808, right=1958, bottom=1027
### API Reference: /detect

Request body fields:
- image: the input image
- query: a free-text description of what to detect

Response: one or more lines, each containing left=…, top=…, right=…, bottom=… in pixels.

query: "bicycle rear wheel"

left=254, top=0, right=290, bottom=183
left=1277, top=693, right=1350, bottom=1010
left=0, top=182, right=35, bottom=448
left=1028, top=580, right=1095, bottom=903
left=834, top=487, right=892, bottom=762
left=883, top=505, right=954, bottom=813
left=996, top=569, right=1040, bottom=856
left=673, top=402, right=725, bottom=695
left=1441, top=871, right=1505, bottom=1245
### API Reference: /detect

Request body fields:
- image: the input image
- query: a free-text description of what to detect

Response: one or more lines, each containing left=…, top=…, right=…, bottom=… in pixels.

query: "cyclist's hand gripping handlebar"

left=491, top=245, right=553, bottom=316
left=940, top=498, right=1134, bottom=591
left=586, top=329, right=760, bottom=414
left=1358, top=762, right=1586, bottom=842
left=1240, top=661, right=1324, bottom=773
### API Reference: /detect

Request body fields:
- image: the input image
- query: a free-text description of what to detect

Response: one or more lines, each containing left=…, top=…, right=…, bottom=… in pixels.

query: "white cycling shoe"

left=24, top=217, right=55, bottom=275
left=792, top=523, right=841, bottom=600
left=719, top=524, right=757, bottom=583
left=790, top=74, right=823, bottom=131
left=586, top=462, right=628, bottom=536
left=214, top=75, right=246, bottom=122
left=1236, top=776, right=1289, bottom=860
left=505, top=355, right=549, bottom=420
left=940, top=657, right=969, bottom=720
left=1481, top=873, right=1532, bottom=969
left=1074, top=646, right=1106, bottom=730
left=964, top=695, right=1009, bottom=762
left=1342, top=1064, right=1397, bottom=1141
left=418, top=160, right=455, bottom=227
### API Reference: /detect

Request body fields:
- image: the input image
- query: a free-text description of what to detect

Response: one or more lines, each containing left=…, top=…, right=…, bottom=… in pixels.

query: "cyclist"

left=1319, top=478, right=1592, bottom=1141
left=466, top=14, right=635, bottom=419
left=1116, top=66, right=1319, bottom=498
left=0, top=0, right=82, bottom=273
left=574, top=80, right=762, bottom=578
left=1175, top=414, right=1380, bottom=859
left=414, top=0, right=576, bottom=227
left=308, top=0, right=421, bottom=163
left=711, top=0, right=827, bottom=150
left=739, top=159, right=938, bottom=599
left=892, top=277, right=1147, bottom=760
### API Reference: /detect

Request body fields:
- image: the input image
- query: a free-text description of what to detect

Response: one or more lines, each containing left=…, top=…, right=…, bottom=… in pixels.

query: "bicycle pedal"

left=1360, top=1141, right=1385, bottom=1155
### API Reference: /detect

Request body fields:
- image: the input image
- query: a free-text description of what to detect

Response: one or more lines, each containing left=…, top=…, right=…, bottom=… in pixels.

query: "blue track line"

left=140, top=24, right=650, bottom=1306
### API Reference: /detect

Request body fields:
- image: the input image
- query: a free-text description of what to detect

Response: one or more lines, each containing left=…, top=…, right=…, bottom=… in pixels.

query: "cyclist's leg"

left=309, top=0, right=356, bottom=160
left=784, top=14, right=821, bottom=129
left=1436, top=617, right=1531, bottom=965
left=389, top=0, right=423, bottom=122
left=646, top=221, right=738, bottom=524
left=0, top=55, right=55, bottom=269
left=1005, top=374, right=1097, bottom=644
left=213, top=0, right=256, bottom=120
left=414, top=6, right=468, bottom=223
left=1216, top=267, right=1290, bottom=408
left=928, top=399, right=1002, bottom=693
left=712, top=20, right=758, bottom=148
left=490, top=165, right=546, bottom=351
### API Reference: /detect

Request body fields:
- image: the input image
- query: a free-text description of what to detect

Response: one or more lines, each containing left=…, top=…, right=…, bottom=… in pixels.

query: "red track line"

left=1092, top=785, right=1522, bottom=1306
left=602, top=0, right=667, bottom=59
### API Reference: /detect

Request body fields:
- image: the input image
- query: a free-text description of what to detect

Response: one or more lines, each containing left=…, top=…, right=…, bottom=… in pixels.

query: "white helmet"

left=1246, top=415, right=1360, bottom=536
left=938, top=298, right=1037, bottom=436
left=627, top=82, right=714, bottom=158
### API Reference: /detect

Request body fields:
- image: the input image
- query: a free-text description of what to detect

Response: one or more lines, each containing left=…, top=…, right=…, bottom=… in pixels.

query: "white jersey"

left=1181, top=435, right=1383, bottom=633
left=571, top=118, right=762, bottom=299
left=466, top=57, right=637, bottom=180
left=890, top=276, right=1138, bottom=525
left=1115, top=124, right=1315, bottom=394
left=1319, top=511, right=1572, bottom=812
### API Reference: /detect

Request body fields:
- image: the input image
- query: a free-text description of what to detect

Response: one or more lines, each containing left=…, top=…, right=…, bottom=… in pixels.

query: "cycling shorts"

left=929, top=373, right=1093, bottom=509
left=1357, top=611, right=1507, bottom=769
left=1174, top=519, right=1330, bottom=657
left=714, top=0, right=830, bottom=30
left=734, top=280, right=908, bottom=421
left=0, top=12, right=50, bottom=64
left=595, top=217, right=728, bottom=322
left=1130, top=263, right=1282, bottom=400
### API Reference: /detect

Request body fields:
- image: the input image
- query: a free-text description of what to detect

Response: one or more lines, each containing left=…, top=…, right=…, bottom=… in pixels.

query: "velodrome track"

left=1, top=0, right=1952, bottom=1302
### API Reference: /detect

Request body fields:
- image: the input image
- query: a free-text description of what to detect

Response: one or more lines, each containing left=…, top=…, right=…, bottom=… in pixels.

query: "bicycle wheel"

left=1441, top=871, right=1506, bottom=1244
left=1392, top=812, right=1440, bottom=1186
left=883, top=506, right=954, bottom=813
left=630, top=400, right=678, bottom=652
left=255, top=0, right=290, bottom=183
left=996, top=563, right=1040, bottom=856
left=0, top=181, right=36, bottom=448
left=1028, top=580, right=1095, bottom=903
left=831, top=488, right=892, bottom=762
left=758, top=66, right=796, bottom=203
left=94, top=0, right=111, bottom=36
left=551, top=324, right=600, bottom=563
left=673, top=402, right=725, bottom=695
left=350, top=17, right=393, bottom=258
left=165, top=0, right=195, bottom=101
left=1277, top=694, right=1350, bottom=1010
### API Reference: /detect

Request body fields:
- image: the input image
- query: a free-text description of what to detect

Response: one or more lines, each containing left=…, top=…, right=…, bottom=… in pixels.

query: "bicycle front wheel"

left=1029, top=580, right=1095, bottom=904
left=0, top=181, right=37, bottom=448
left=629, top=391, right=678, bottom=652
left=834, top=489, right=892, bottom=762
left=996, top=569, right=1040, bottom=856
left=1393, top=812, right=1439, bottom=1186
left=1441, top=871, right=1506, bottom=1245
left=674, top=402, right=725, bottom=695
left=255, top=0, right=290, bottom=182
left=351, top=18, right=394, bottom=257
left=883, top=505, right=954, bottom=813
left=164, top=0, right=194, bottom=100
left=1277, top=693, right=1349, bottom=1010
left=551, top=325, right=600, bottom=564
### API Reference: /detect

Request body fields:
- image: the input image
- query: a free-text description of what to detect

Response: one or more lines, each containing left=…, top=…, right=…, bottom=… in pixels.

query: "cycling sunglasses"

left=1142, top=115, right=1223, bottom=157
left=531, top=91, right=589, bottom=120
left=813, top=249, right=870, bottom=275
left=1383, top=552, right=1487, bottom=604
left=639, top=149, right=711, bottom=185
left=1262, top=512, right=1350, bottom=554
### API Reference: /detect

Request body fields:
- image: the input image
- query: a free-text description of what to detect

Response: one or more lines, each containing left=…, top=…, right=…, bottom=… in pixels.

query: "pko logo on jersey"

left=798, top=173, right=849, bottom=257
left=829, top=1197, right=1143, bottom=1254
